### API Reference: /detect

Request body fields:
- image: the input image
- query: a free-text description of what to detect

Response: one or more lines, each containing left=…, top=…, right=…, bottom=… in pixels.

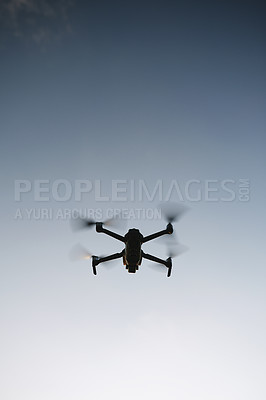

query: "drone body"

left=92, top=222, right=174, bottom=277
left=72, top=203, right=187, bottom=277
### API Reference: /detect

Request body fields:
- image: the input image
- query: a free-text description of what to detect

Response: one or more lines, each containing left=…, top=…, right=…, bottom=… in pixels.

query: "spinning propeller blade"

left=155, top=232, right=188, bottom=257
left=160, top=202, right=189, bottom=223
left=147, top=239, right=188, bottom=273
left=71, top=212, right=126, bottom=231
left=167, top=242, right=188, bottom=258
left=69, top=244, right=93, bottom=261
left=69, top=244, right=119, bottom=270
left=103, top=214, right=127, bottom=230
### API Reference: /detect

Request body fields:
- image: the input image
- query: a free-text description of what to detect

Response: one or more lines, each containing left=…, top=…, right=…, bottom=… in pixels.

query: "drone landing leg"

left=92, top=251, right=124, bottom=275
left=142, top=251, right=172, bottom=277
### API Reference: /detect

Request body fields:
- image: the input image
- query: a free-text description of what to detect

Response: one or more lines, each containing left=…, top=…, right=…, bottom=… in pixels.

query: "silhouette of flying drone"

left=71, top=203, right=187, bottom=277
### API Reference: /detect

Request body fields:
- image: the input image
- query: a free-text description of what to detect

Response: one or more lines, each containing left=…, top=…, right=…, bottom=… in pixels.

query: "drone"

left=71, top=203, right=187, bottom=277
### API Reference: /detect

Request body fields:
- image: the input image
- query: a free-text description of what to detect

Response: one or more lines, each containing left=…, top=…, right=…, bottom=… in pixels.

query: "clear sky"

left=0, top=1, right=265, bottom=399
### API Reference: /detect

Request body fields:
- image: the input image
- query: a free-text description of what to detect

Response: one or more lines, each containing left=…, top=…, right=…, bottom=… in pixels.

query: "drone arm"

left=94, top=251, right=124, bottom=265
left=96, top=223, right=125, bottom=242
left=142, top=251, right=168, bottom=265
left=92, top=251, right=124, bottom=274
left=142, top=229, right=168, bottom=243
left=142, top=251, right=172, bottom=277
left=142, top=223, right=173, bottom=243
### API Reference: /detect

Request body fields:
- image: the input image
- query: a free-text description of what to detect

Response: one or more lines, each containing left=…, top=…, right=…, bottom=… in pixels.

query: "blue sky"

left=0, top=1, right=265, bottom=399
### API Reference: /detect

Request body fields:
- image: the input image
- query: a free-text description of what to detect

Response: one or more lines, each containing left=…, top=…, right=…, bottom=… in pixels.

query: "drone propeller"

left=159, top=202, right=189, bottom=223
left=167, top=242, right=188, bottom=258
left=155, top=231, right=187, bottom=254
left=70, top=216, right=96, bottom=231
left=147, top=241, right=187, bottom=274
left=69, top=244, right=93, bottom=261
left=69, top=244, right=119, bottom=270
left=71, top=212, right=126, bottom=232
